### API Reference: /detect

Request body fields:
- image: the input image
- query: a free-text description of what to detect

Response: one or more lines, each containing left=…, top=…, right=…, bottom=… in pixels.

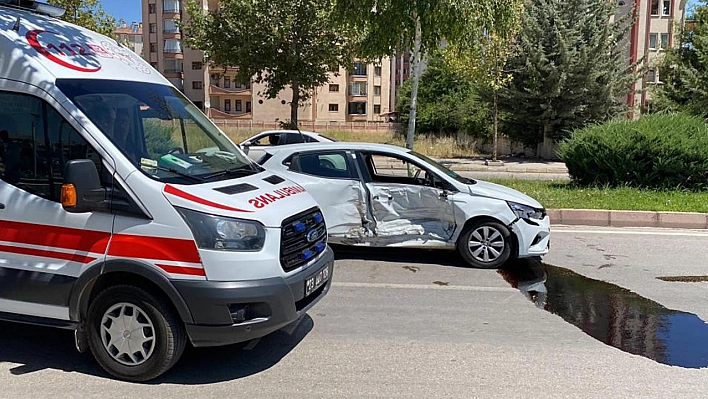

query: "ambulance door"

left=0, top=82, right=115, bottom=322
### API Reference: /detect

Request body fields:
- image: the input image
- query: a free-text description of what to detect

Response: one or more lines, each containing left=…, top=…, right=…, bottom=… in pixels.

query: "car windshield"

left=57, top=79, right=259, bottom=184
left=410, top=151, right=475, bottom=185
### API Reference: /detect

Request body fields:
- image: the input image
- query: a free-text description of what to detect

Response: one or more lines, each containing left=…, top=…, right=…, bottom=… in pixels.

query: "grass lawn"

left=485, top=179, right=708, bottom=213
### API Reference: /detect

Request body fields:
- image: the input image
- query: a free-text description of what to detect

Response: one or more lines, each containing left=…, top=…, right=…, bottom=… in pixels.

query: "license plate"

left=305, top=265, right=330, bottom=297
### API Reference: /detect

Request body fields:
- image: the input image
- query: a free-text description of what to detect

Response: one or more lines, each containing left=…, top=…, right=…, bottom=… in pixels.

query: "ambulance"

left=0, top=0, right=333, bottom=381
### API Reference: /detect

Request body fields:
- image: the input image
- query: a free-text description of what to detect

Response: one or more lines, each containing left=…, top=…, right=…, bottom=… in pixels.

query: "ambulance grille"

left=280, top=207, right=327, bottom=272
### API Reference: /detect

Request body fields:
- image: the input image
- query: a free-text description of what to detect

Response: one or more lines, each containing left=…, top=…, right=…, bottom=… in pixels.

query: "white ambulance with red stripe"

left=0, top=0, right=333, bottom=381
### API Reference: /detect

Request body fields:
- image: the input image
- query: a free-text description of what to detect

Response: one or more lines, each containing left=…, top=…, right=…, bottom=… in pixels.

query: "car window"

left=294, top=152, right=352, bottom=179
left=366, top=153, right=438, bottom=187
left=251, top=133, right=281, bottom=146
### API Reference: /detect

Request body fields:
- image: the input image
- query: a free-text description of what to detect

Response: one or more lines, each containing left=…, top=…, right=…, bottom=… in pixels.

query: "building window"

left=193, top=101, right=203, bottom=110
left=192, top=81, right=203, bottom=90
left=647, top=69, right=656, bottom=83
left=246, top=101, right=252, bottom=113
left=649, top=33, right=658, bottom=49
left=148, top=4, right=156, bottom=13
left=235, top=100, right=242, bottom=111
left=164, top=39, right=181, bottom=53
left=374, top=85, right=381, bottom=96
left=163, top=19, right=179, bottom=34
left=348, top=102, right=366, bottom=115
left=663, top=0, right=671, bottom=15
left=149, top=43, right=156, bottom=53
left=224, top=76, right=230, bottom=88
left=352, top=62, right=367, bottom=76
left=163, top=0, right=180, bottom=13
left=651, top=0, right=659, bottom=15
left=150, top=61, right=158, bottom=69
left=192, top=61, right=202, bottom=70
left=224, top=99, right=231, bottom=112
left=374, top=104, right=381, bottom=114
left=149, top=23, right=157, bottom=33
left=374, top=66, right=381, bottom=77
left=349, top=82, right=367, bottom=96
left=660, top=33, right=669, bottom=49
left=329, top=103, right=339, bottom=112
left=329, top=65, right=339, bottom=73
left=329, top=84, right=339, bottom=92
left=164, top=58, right=182, bottom=73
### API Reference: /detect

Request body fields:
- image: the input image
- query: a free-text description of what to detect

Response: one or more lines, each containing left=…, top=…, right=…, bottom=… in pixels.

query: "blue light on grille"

left=313, top=213, right=323, bottom=223
left=293, top=222, right=307, bottom=232
left=315, top=243, right=325, bottom=253
left=302, top=250, right=314, bottom=260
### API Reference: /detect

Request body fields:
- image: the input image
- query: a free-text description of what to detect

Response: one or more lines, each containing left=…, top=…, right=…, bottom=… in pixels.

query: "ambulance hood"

left=0, top=8, right=169, bottom=86
left=161, top=171, right=322, bottom=228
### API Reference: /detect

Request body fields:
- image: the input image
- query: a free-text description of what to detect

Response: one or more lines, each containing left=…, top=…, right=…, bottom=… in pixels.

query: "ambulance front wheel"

left=87, top=285, right=187, bottom=382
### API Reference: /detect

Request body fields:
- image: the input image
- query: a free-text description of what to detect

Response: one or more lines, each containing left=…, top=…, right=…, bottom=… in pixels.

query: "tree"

left=396, top=52, right=490, bottom=138
left=500, top=0, right=638, bottom=158
left=185, top=0, right=358, bottom=128
left=52, top=0, right=116, bottom=37
left=336, top=0, right=467, bottom=150
left=443, top=0, right=523, bottom=161
left=652, top=4, right=708, bottom=117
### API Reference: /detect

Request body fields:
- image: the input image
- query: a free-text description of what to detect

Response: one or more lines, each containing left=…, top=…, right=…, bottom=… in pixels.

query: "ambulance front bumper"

left=173, top=247, right=334, bottom=347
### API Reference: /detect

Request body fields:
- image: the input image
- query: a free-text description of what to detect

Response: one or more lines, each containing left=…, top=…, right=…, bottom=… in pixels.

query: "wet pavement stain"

left=403, top=266, right=420, bottom=273
left=499, top=259, right=708, bottom=369
left=657, top=275, right=708, bottom=282
left=432, top=281, right=449, bottom=286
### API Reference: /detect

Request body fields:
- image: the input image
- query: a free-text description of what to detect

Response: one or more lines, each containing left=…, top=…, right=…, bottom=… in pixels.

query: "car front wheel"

left=457, top=220, right=512, bottom=269
left=87, top=285, right=186, bottom=382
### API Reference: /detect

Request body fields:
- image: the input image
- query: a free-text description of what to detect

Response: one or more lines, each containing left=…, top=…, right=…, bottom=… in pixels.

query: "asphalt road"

left=2, top=226, right=708, bottom=398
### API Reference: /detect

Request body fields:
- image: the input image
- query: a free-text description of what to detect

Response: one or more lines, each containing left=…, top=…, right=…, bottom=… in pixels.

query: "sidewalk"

left=437, top=157, right=570, bottom=180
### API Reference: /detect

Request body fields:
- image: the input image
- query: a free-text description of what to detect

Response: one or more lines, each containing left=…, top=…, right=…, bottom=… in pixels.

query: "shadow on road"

left=0, top=314, right=314, bottom=384
left=330, top=244, right=464, bottom=267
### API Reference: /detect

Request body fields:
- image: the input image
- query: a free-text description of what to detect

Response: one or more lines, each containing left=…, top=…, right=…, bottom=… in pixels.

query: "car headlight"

left=507, top=201, right=545, bottom=220
left=177, top=207, right=265, bottom=251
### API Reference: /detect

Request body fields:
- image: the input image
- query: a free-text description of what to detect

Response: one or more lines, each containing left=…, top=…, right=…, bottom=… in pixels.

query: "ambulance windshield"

left=57, top=79, right=259, bottom=184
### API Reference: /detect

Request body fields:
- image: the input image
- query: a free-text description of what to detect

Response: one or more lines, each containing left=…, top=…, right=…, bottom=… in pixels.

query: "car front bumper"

left=512, top=216, right=551, bottom=258
left=173, top=247, right=334, bottom=347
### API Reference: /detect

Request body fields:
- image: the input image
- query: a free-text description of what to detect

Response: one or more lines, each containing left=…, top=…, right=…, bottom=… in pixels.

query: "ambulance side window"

left=0, top=91, right=104, bottom=202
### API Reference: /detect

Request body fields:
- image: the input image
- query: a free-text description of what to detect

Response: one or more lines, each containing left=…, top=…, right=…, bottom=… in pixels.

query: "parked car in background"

left=259, top=143, right=551, bottom=269
left=239, top=130, right=335, bottom=161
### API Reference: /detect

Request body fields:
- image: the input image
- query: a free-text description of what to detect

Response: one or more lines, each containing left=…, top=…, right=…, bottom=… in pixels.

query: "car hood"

left=466, top=180, right=544, bottom=209
left=161, top=171, right=320, bottom=228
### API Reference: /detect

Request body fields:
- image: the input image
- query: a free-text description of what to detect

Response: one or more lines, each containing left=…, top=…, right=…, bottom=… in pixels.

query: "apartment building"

left=142, top=0, right=396, bottom=123
left=114, top=22, right=143, bottom=57
left=618, top=0, right=689, bottom=110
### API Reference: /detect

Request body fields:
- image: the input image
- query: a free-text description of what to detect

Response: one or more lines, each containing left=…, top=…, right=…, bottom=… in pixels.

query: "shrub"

left=558, top=113, right=708, bottom=190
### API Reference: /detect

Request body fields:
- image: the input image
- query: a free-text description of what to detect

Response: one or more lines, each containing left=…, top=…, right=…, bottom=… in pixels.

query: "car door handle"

left=373, top=195, right=393, bottom=201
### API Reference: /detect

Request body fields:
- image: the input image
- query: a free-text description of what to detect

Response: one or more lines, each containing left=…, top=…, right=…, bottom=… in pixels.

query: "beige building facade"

left=142, top=0, right=396, bottom=123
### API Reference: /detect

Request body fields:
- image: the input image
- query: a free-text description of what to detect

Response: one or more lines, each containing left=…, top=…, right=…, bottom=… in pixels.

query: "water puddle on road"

left=499, top=259, right=708, bottom=368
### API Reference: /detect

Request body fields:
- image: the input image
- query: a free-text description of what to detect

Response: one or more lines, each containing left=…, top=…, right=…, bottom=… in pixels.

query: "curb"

left=548, top=209, right=708, bottom=229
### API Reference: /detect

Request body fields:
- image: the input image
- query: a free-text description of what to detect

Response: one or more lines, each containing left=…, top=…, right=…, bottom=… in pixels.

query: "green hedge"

left=558, top=114, right=708, bottom=190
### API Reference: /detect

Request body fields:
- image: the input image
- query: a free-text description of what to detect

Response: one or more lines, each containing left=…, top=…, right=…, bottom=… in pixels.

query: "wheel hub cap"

left=468, top=226, right=505, bottom=263
left=100, top=302, right=156, bottom=366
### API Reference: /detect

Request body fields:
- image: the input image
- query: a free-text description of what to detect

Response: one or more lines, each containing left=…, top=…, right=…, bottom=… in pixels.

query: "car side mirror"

left=61, top=159, right=109, bottom=213
left=241, top=142, right=251, bottom=154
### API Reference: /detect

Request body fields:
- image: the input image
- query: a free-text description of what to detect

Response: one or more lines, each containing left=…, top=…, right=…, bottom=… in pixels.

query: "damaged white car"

left=259, top=143, right=550, bottom=268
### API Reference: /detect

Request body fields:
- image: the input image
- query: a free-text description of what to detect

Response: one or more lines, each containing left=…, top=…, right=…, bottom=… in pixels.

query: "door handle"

left=0, top=203, right=4, bottom=209
left=373, top=195, right=393, bottom=201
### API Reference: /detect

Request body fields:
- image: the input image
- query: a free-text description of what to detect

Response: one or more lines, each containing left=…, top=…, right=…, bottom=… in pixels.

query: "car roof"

left=263, top=142, right=412, bottom=157
left=256, top=130, right=320, bottom=136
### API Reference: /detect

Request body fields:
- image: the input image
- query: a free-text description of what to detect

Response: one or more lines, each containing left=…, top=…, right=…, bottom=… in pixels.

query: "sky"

left=100, top=0, right=142, bottom=25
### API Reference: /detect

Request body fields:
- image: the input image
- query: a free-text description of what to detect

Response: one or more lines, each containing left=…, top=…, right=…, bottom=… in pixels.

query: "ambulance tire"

left=87, top=285, right=186, bottom=382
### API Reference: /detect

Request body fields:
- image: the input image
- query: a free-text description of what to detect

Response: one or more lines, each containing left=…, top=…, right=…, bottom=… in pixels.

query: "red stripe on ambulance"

left=0, top=220, right=110, bottom=253
left=107, top=235, right=202, bottom=264
left=0, top=244, right=97, bottom=264
left=164, top=184, right=253, bottom=213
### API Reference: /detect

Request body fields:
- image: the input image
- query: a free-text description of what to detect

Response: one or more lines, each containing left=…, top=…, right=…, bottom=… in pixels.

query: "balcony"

left=163, top=30, right=181, bottom=40
left=209, top=84, right=252, bottom=96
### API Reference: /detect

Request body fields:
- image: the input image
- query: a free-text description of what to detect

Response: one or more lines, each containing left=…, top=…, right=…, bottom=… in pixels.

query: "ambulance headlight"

left=177, top=208, right=265, bottom=251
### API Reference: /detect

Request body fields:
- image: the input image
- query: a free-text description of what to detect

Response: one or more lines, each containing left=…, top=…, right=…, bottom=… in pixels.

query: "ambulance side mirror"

left=62, top=159, right=109, bottom=213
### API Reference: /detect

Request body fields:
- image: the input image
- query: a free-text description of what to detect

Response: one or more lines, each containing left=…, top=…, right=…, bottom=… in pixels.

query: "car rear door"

left=356, top=151, right=456, bottom=242
left=286, top=150, right=371, bottom=238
